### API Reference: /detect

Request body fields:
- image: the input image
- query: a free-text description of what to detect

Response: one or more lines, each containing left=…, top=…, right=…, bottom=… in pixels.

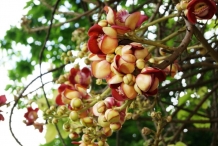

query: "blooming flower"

left=88, top=24, right=118, bottom=54
left=24, top=107, right=39, bottom=126
left=104, top=6, right=148, bottom=34
left=69, top=67, right=91, bottom=88
left=185, top=0, right=217, bottom=23
left=135, top=67, right=166, bottom=96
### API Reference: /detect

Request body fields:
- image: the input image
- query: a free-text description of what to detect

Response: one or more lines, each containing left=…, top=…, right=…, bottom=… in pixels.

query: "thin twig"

left=38, top=0, right=66, bottom=146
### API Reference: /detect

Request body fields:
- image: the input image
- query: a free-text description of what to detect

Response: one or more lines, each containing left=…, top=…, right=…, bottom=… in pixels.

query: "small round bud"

left=105, top=109, right=120, bottom=123
left=52, top=118, right=58, bottom=124
left=150, top=112, right=156, bottom=118
left=78, top=51, right=84, bottom=58
left=70, top=111, right=79, bottom=121
left=69, top=132, right=79, bottom=140
left=166, top=116, right=172, bottom=122
left=67, top=51, right=73, bottom=56
left=106, top=54, right=115, bottom=63
left=110, top=122, right=122, bottom=131
left=115, top=46, right=123, bottom=55
left=84, top=58, right=91, bottom=65
left=141, top=127, right=151, bottom=136
left=102, top=127, right=112, bottom=137
left=64, top=57, right=70, bottom=64
left=98, top=115, right=110, bottom=128
left=96, top=79, right=102, bottom=85
left=123, top=74, right=135, bottom=85
left=80, top=117, right=94, bottom=127
left=70, top=97, right=83, bottom=110
left=81, top=43, right=88, bottom=52
left=63, top=122, right=71, bottom=131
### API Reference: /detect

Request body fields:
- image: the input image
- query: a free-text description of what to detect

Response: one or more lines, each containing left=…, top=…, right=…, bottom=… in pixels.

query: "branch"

left=169, top=82, right=218, bottom=143
left=193, top=25, right=218, bottom=62
left=155, top=18, right=193, bottom=69
left=26, top=7, right=98, bottom=32
left=38, top=0, right=66, bottom=146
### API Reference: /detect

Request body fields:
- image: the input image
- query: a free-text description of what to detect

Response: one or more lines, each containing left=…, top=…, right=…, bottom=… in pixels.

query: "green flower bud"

left=105, top=109, right=120, bottom=123
left=69, top=111, right=79, bottom=121
left=110, top=122, right=122, bottom=131
left=52, top=118, right=58, bottom=124
left=80, top=117, right=94, bottom=127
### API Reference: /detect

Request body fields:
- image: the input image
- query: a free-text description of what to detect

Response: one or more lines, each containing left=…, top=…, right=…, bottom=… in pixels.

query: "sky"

left=0, top=0, right=46, bottom=146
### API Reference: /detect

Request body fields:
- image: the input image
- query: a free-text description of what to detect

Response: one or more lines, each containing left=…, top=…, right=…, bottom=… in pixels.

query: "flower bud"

left=102, top=126, right=112, bottom=137
left=97, top=101, right=107, bottom=114
left=98, top=115, right=110, bottom=127
left=70, top=111, right=79, bottom=121
left=84, top=58, right=91, bottom=65
left=69, top=132, right=79, bottom=140
left=125, top=113, right=132, bottom=120
left=81, top=43, right=87, bottom=52
left=141, top=127, right=151, bottom=136
left=70, top=97, right=83, bottom=110
left=166, top=116, right=172, bottom=122
left=49, top=106, right=55, bottom=112
left=115, top=46, right=123, bottom=55
left=136, top=59, right=146, bottom=69
left=106, top=54, right=115, bottom=63
left=105, top=109, right=120, bottom=123
left=80, top=117, right=94, bottom=127
left=96, top=79, right=102, bottom=85
left=63, top=122, right=71, bottom=131
left=52, top=118, right=58, bottom=124
left=123, top=74, right=135, bottom=85
left=110, top=122, right=122, bottom=131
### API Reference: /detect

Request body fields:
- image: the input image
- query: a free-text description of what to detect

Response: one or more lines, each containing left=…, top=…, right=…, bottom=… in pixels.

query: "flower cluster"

left=45, top=6, right=179, bottom=146
left=176, top=0, right=217, bottom=24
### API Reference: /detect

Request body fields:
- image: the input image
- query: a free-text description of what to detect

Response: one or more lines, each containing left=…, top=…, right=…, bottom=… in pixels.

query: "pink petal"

left=121, top=83, right=137, bottom=99
left=56, top=94, right=65, bottom=105
left=0, top=95, right=6, bottom=105
left=88, top=24, right=103, bottom=36
left=88, top=36, right=102, bottom=54
left=119, top=63, right=135, bottom=74
left=125, top=12, right=141, bottom=30
left=136, top=74, right=152, bottom=92
left=136, top=15, right=148, bottom=28
left=101, top=36, right=118, bottom=54
left=91, top=60, right=111, bottom=79
left=102, top=27, right=117, bottom=38
left=88, top=53, right=106, bottom=61
left=104, top=6, right=116, bottom=25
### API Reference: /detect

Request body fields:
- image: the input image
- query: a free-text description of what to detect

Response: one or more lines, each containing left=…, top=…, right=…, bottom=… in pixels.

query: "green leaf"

left=44, top=124, right=57, bottom=143
left=175, top=141, right=187, bottom=146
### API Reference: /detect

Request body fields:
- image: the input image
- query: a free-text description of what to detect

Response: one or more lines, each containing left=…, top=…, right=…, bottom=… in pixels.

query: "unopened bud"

left=115, top=46, right=123, bottom=55
left=123, top=74, right=135, bottom=85
left=63, top=122, right=71, bottom=131
left=110, top=122, right=122, bottom=131
left=70, top=97, right=83, bottom=110
left=98, top=115, right=110, bottom=127
left=96, top=79, right=102, bottom=85
left=80, top=117, right=94, bottom=127
left=105, top=109, right=120, bottom=123
left=70, top=111, right=79, bottom=121
left=106, top=54, right=115, bottom=63
left=102, top=126, right=112, bottom=137
left=52, top=118, right=58, bottom=124
left=141, top=127, right=151, bottom=136
left=166, top=116, right=172, bottom=122
left=136, top=59, right=146, bottom=69
left=69, top=132, right=79, bottom=140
